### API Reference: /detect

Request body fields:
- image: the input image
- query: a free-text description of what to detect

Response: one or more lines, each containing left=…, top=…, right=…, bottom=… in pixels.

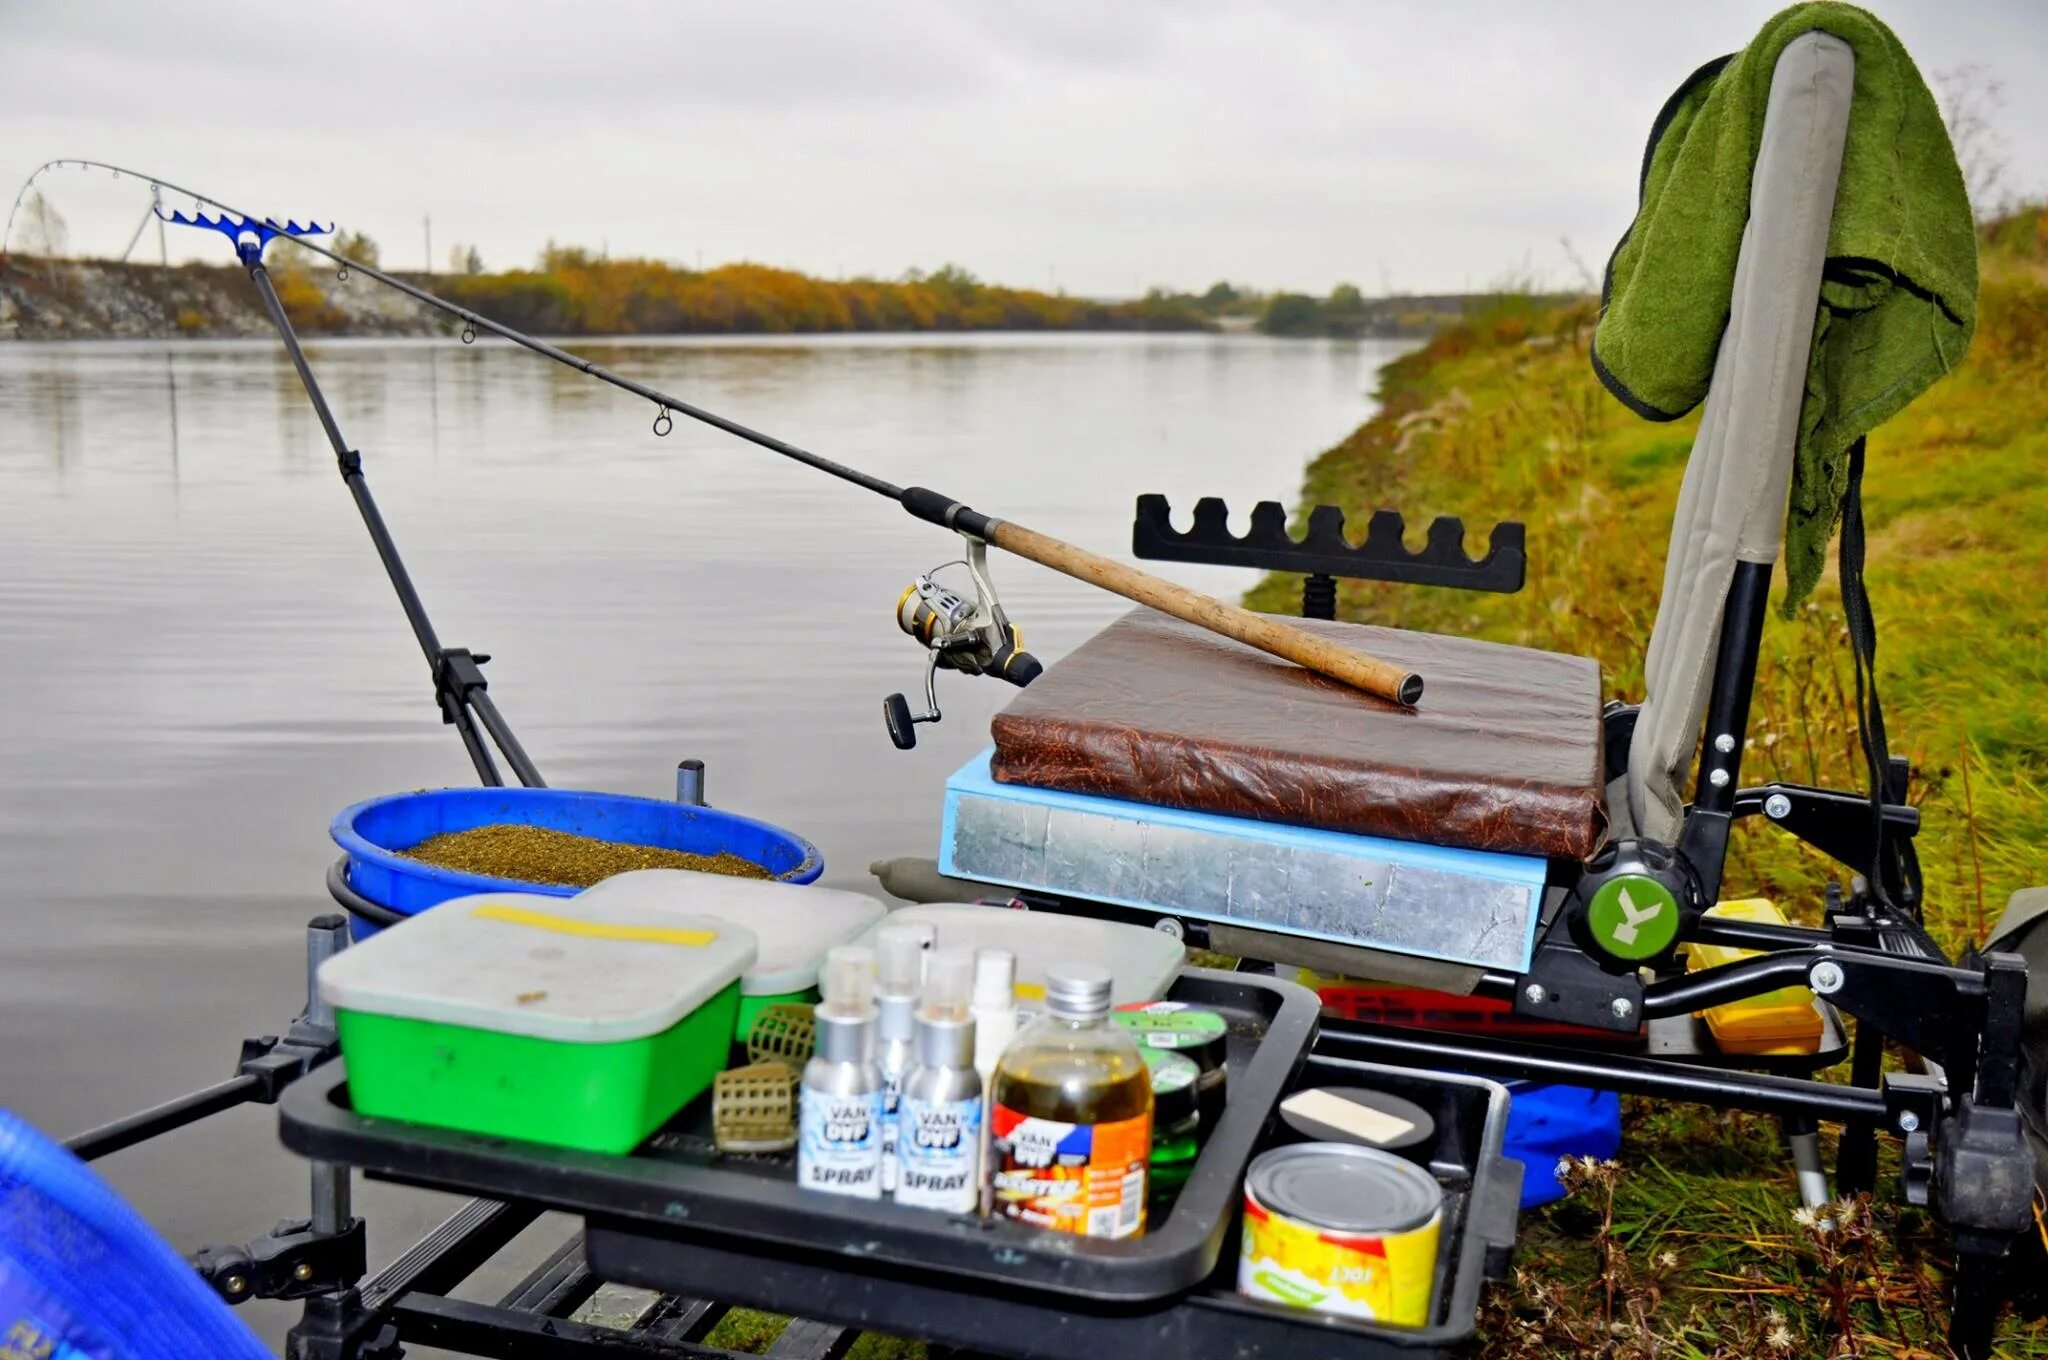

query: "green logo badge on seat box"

left=1587, top=877, right=1679, bottom=960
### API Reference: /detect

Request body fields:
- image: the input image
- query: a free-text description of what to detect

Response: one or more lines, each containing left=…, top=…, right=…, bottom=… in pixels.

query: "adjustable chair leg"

left=1949, top=1246, right=2006, bottom=1360
left=1782, top=1116, right=1830, bottom=1211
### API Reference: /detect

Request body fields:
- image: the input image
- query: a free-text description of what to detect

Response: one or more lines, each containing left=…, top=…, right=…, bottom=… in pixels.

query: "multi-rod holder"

left=1133, top=495, right=1526, bottom=595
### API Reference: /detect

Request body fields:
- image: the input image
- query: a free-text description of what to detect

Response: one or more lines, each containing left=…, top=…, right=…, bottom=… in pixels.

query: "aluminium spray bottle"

left=799, top=945, right=883, bottom=1200
left=873, top=924, right=926, bottom=1195
left=895, top=947, right=982, bottom=1213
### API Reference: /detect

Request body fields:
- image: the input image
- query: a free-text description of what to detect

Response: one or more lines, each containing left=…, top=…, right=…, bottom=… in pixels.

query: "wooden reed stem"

left=989, top=520, right=1423, bottom=706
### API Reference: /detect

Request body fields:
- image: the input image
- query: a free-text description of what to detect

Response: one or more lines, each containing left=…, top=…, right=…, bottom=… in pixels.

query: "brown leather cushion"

left=990, top=609, right=1606, bottom=860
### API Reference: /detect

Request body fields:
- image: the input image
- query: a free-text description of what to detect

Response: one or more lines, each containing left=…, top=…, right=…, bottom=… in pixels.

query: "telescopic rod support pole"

left=245, top=256, right=543, bottom=788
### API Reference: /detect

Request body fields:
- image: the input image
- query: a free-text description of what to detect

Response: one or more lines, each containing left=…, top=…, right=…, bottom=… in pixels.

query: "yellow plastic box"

left=1686, top=899, right=1824, bottom=1056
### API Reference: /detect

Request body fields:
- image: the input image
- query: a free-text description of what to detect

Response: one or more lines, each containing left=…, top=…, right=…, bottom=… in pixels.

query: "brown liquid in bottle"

left=988, top=971, right=1154, bottom=1238
left=990, top=1046, right=1151, bottom=1123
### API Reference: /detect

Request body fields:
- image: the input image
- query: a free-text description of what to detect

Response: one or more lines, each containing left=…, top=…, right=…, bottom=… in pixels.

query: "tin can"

left=1237, top=1143, right=1442, bottom=1327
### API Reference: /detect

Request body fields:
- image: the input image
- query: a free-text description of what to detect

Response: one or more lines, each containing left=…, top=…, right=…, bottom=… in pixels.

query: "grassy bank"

left=1248, top=210, right=2048, bottom=1355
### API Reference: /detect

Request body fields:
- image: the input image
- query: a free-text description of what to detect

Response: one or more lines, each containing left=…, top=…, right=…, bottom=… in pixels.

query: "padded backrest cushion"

left=1622, top=31, right=1855, bottom=842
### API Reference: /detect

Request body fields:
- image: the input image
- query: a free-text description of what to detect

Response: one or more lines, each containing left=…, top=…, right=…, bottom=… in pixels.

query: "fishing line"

left=4, top=158, right=1425, bottom=713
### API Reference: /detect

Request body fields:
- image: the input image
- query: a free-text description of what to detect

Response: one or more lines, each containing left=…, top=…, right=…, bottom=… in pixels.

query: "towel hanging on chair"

left=1592, top=1, right=1977, bottom=608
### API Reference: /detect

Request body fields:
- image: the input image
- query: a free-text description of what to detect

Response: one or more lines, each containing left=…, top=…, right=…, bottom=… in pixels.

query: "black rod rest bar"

left=64, top=1075, right=264, bottom=1162
left=246, top=260, right=543, bottom=789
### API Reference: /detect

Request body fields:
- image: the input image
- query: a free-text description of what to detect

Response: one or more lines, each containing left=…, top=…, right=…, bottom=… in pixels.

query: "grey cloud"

left=2, top=0, right=2043, bottom=295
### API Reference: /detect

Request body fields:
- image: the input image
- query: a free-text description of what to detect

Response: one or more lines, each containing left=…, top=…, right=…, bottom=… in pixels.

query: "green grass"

left=1246, top=213, right=2048, bottom=1355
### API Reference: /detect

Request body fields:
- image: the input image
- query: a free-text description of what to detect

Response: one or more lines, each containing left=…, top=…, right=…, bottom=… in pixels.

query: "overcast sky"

left=4, top=0, right=2044, bottom=297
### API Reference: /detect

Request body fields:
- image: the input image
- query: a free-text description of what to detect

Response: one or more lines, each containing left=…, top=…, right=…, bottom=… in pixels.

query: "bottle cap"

left=972, top=948, right=1016, bottom=1011
left=876, top=924, right=925, bottom=999
left=819, top=944, right=876, bottom=1018
left=921, top=947, right=974, bottom=1021
left=1044, top=962, right=1113, bottom=1021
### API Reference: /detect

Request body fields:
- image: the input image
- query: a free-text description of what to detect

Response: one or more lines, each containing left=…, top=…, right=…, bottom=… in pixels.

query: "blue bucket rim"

left=330, top=785, right=824, bottom=903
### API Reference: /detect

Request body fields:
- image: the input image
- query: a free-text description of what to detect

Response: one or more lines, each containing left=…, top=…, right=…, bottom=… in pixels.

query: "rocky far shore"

left=0, top=256, right=438, bottom=340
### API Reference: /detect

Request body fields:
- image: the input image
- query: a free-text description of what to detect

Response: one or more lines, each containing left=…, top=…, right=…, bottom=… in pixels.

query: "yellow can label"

left=1237, top=1189, right=1439, bottom=1326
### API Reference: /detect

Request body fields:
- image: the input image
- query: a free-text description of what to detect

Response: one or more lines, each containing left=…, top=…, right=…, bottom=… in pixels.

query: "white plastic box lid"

left=574, top=870, right=888, bottom=996
left=318, top=892, right=758, bottom=1044
left=860, top=902, right=1184, bottom=1007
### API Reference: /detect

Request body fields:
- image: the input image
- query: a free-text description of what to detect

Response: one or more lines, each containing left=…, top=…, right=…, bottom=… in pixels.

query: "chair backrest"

left=1622, top=31, right=1856, bottom=845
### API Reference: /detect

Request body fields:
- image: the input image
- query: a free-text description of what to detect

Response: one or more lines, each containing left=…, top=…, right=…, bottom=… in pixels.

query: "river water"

left=0, top=330, right=1406, bottom=1341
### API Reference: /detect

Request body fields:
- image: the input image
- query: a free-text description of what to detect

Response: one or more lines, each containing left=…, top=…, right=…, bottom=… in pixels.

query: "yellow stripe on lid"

left=469, top=902, right=717, bottom=947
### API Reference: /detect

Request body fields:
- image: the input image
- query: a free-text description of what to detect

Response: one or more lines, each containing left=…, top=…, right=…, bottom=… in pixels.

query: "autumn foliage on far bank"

left=433, top=249, right=1212, bottom=336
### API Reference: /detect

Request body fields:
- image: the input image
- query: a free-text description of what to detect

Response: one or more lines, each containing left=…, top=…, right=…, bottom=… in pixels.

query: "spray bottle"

left=799, top=945, right=883, bottom=1200
left=971, top=948, right=1018, bottom=1088
left=896, top=947, right=982, bottom=1213
left=873, top=924, right=925, bottom=1194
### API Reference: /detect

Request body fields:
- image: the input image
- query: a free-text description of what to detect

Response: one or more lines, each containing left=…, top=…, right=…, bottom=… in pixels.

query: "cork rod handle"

left=989, top=519, right=1423, bottom=706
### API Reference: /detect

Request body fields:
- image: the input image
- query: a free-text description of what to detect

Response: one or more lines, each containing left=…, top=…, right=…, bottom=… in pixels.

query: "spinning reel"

left=884, top=533, right=1042, bottom=749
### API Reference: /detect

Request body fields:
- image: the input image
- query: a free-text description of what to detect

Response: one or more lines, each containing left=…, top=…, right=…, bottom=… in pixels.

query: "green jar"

left=1140, top=1047, right=1202, bottom=1216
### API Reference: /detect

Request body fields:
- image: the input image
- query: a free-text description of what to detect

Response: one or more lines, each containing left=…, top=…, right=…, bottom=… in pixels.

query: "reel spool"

left=884, top=533, right=1042, bottom=750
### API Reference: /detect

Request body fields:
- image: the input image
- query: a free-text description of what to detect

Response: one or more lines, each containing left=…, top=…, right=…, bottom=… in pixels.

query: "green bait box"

left=319, top=891, right=757, bottom=1154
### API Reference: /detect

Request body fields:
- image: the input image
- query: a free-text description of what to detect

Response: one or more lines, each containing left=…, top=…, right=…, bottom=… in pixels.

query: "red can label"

left=989, top=1103, right=1150, bottom=1238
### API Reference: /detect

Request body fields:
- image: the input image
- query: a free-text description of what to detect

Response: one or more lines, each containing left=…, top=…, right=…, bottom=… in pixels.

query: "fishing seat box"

left=990, top=608, right=1607, bottom=861
left=947, top=609, right=1603, bottom=971
left=317, top=892, right=758, bottom=1155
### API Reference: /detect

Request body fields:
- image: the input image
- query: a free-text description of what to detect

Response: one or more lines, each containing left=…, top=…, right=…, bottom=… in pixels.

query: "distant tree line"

left=1255, top=282, right=1469, bottom=338
left=405, top=245, right=1212, bottom=336
left=1155, top=277, right=1484, bottom=338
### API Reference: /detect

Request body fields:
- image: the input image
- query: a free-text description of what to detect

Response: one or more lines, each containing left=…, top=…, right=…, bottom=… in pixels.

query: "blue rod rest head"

left=156, top=209, right=332, bottom=264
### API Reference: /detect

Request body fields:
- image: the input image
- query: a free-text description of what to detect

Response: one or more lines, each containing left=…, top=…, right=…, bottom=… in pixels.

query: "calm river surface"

left=0, top=330, right=1407, bottom=1339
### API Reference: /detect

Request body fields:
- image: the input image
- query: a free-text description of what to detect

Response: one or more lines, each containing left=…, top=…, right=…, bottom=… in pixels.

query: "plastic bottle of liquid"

left=896, top=947, right=982, bottom=1213
left=873, top=925, right=925, bottom=1194
left=989, top=962, right=1153, bottom=1238
left=970, top=948, right=1018, bottom=1088
left=799, top=945, right=883, bottom=1200
left=970, top=949, right=1017, bottom=1217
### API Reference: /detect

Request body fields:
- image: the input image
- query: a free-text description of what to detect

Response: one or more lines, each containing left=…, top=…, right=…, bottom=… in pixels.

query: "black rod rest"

left=1133, top=494, right=1527, bottom=595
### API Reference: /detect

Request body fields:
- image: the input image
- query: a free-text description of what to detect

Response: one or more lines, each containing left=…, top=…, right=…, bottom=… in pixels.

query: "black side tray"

left=279, top=968, right=1320, bottom=1303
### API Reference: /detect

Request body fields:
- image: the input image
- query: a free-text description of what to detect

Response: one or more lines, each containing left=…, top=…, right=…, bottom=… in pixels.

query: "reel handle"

left=883, top=692, right=925, bottom=750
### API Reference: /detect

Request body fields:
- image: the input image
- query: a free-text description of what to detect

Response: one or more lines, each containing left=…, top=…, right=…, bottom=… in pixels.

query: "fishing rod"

left=11, top=162, right=1426, bottom=753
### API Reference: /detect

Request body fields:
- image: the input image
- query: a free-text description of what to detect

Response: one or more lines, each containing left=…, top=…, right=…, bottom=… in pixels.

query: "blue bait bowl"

left=332, top=786, right=823, bottom=938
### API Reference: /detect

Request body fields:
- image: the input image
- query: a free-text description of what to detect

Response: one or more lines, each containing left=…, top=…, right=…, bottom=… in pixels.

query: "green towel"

left=1592, top=2, right=1977, bottom=607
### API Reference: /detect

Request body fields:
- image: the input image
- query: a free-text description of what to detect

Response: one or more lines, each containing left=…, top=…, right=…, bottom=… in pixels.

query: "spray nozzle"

left=920, top=946, right=975, bottom=1022
left=876, top=924, right=926, bottom=999
left=972, top=948, right=1016, bottom=1010
left=819, top=944, right=876, bottom=1019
